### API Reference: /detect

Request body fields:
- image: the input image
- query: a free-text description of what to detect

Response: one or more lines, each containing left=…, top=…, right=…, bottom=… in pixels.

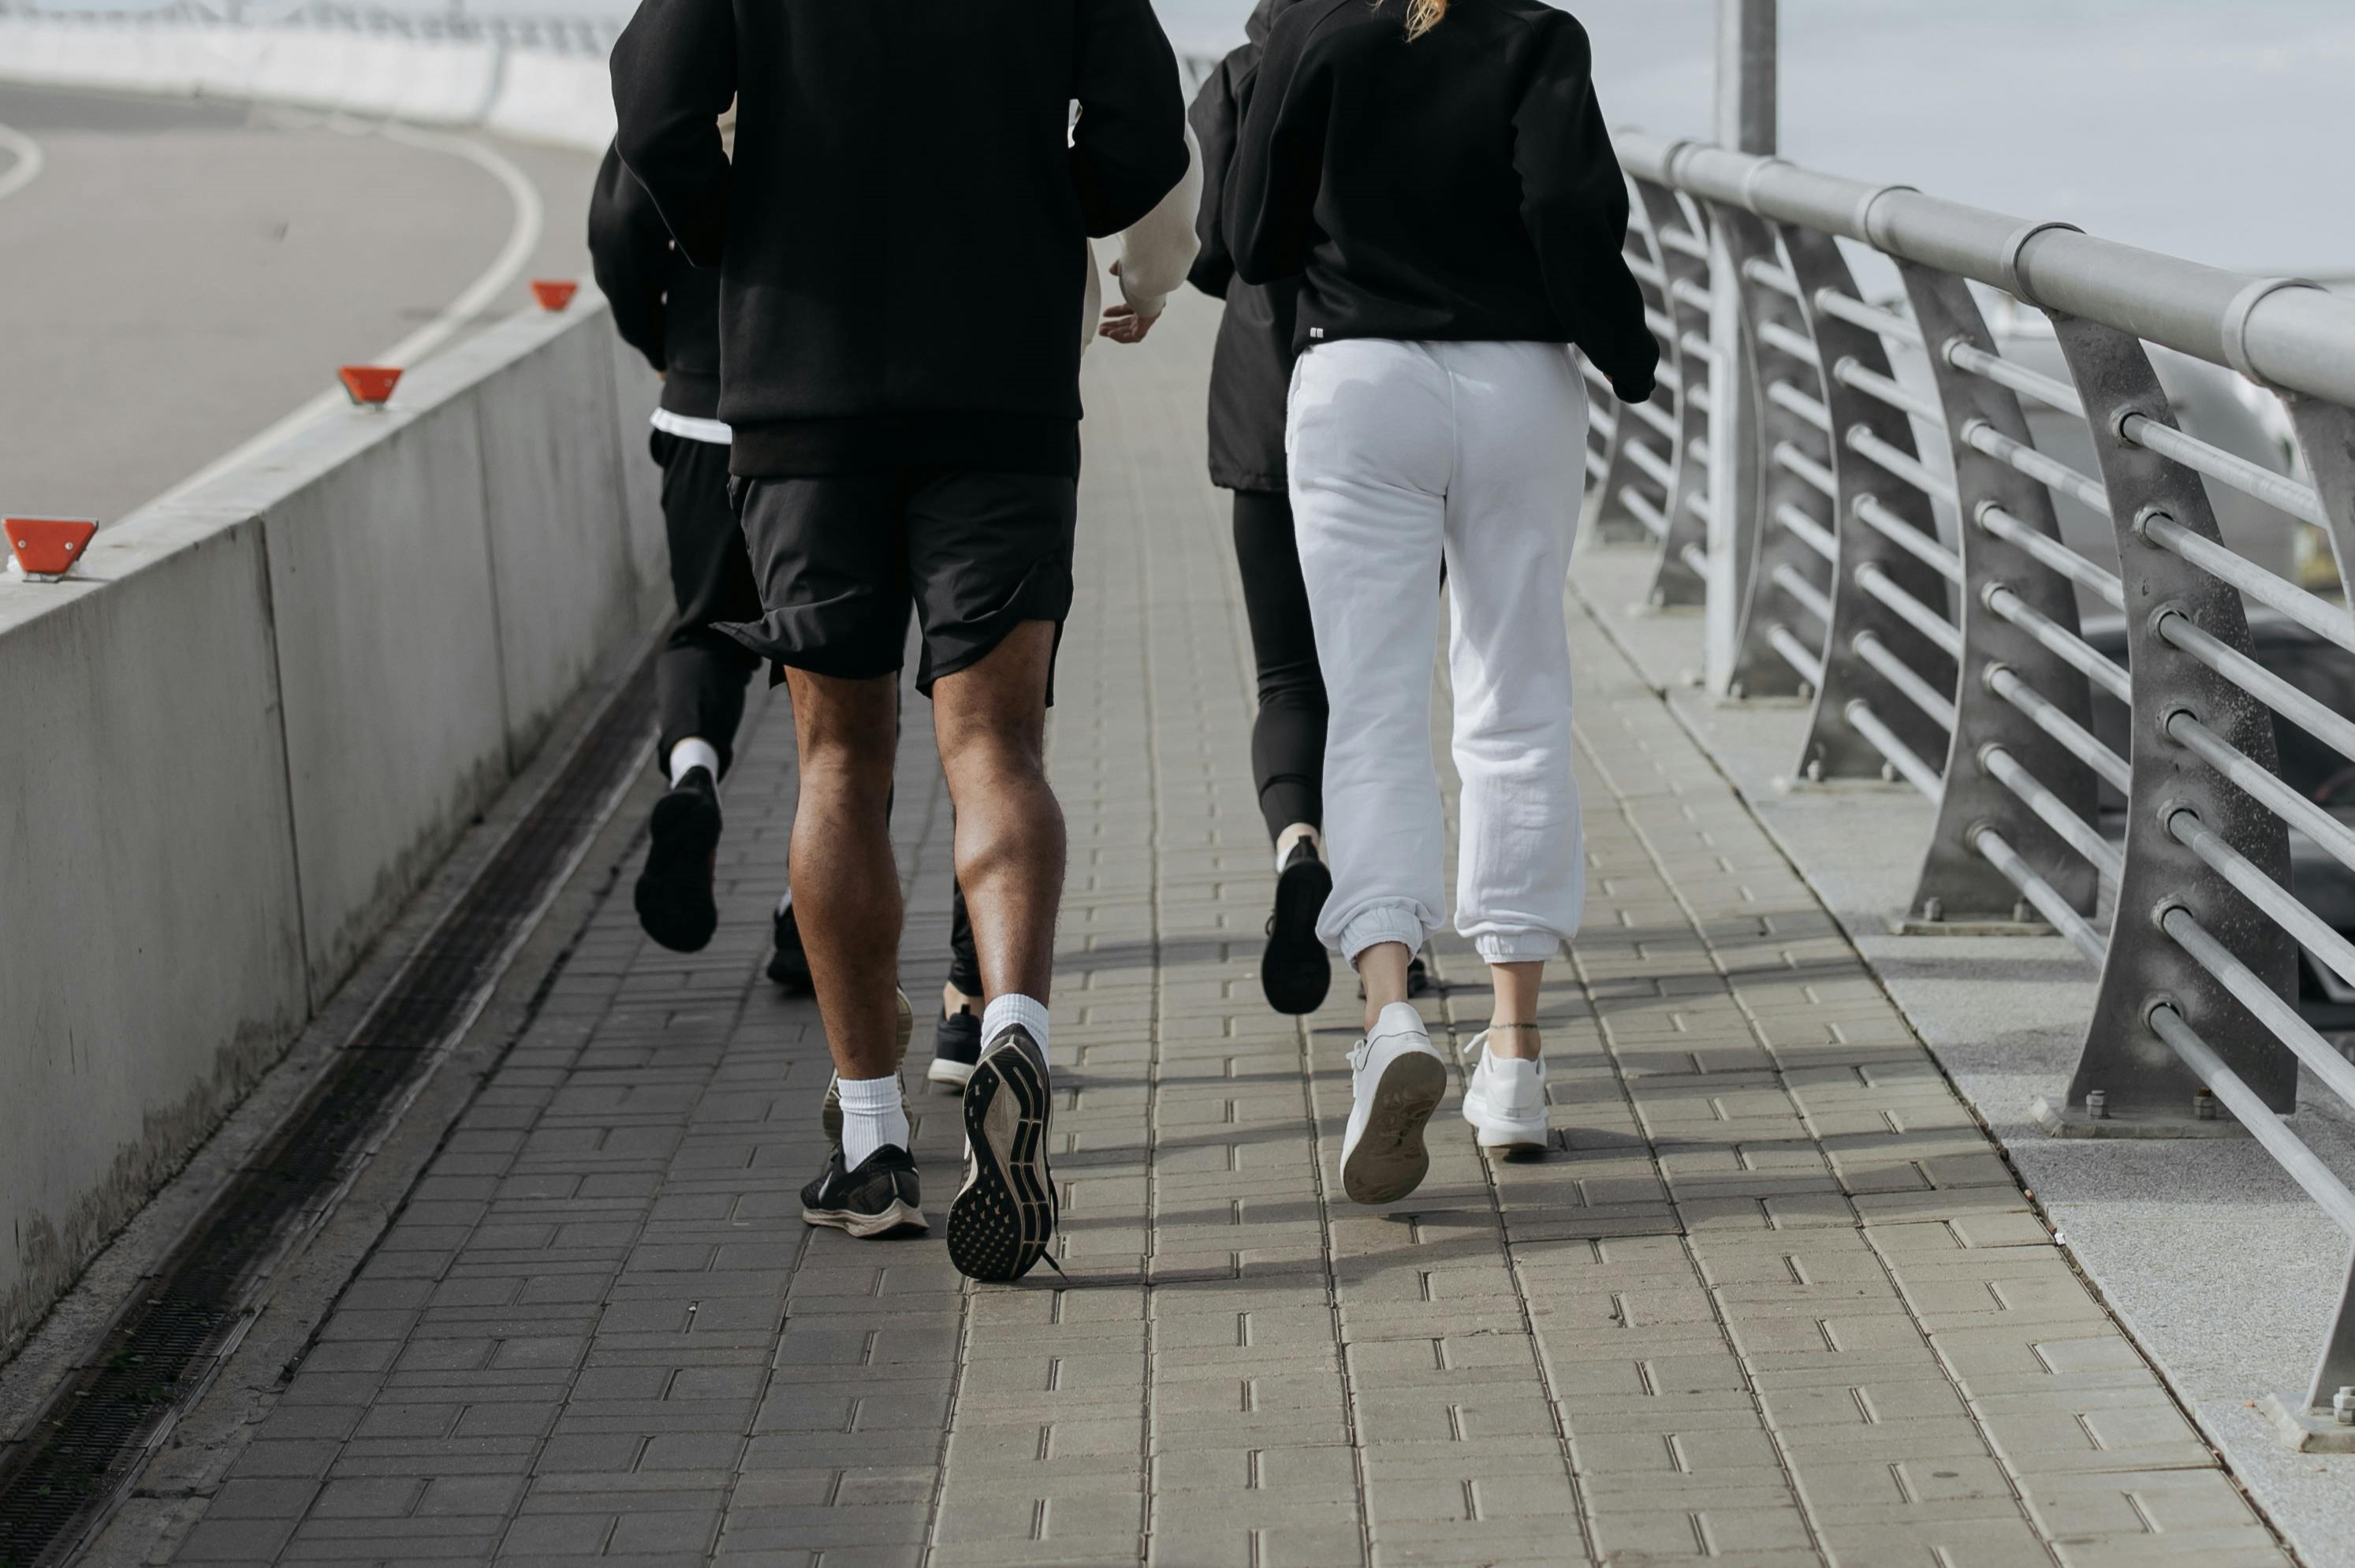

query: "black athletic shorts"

left=718, top=470, right=1079, bottom=697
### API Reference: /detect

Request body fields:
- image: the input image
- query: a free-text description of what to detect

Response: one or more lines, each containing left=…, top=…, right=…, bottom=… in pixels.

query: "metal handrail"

left=1593, top=131, right=2355, bottom=1428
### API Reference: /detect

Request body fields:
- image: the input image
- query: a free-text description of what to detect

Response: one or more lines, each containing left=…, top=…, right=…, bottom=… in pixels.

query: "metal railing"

left=1586, top=133, right=2355, bottom=1433
left=0, top=0, right=620, bottom=54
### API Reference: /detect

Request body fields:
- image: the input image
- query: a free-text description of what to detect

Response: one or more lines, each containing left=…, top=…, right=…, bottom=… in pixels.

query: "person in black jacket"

left=613, top=0, right=1189, bottom=1276
left=1191, top=0, right=1438, bottom=1023
left=1228, top=0, right=1655, bottom=1208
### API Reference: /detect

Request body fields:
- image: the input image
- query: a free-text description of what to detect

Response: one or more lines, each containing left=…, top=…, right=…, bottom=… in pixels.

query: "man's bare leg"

left=782, top=667, right=904, bottom=1082
left=932, top=621, right=1064, bottom=1004
left=933, top=621, right=1065, bottom=1283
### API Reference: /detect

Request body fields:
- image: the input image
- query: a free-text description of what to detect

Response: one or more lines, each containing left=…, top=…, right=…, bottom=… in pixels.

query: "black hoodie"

left=1226, top=0, right=1656, bottom=400
left=587, top=143, right=722, bottom=423
left=612, top=0, right=1191, bottom=478
left=1188, top=0, right=1304, bottom=493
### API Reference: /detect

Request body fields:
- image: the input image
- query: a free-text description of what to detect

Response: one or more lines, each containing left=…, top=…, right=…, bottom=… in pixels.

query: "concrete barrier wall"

left=0, top=13, right=611, bottom=152
left=0, top=298, right=664, bottom=1360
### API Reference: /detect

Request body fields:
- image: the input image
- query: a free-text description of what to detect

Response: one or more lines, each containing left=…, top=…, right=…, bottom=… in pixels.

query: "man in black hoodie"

left=612, top=0, right=1188, bottom=1278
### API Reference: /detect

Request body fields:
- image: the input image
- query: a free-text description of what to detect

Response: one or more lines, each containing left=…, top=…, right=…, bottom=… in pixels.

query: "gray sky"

left=1162, top=0, right=2355, bottom=274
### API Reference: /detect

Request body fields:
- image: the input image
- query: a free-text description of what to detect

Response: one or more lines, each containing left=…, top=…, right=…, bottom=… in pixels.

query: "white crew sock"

left=1273, top=821, right=1323, bottom=876
left=776, top=887, right=792, bottom=918
left=981, top=993, right=1052, bottom=1061
left=836, top=1073, right=908, bottom=1169
left=669, top=737, right=721, bottom=788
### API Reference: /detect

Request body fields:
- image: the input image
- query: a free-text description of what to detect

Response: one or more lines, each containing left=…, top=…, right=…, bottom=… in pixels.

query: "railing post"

left=1775, top=229, right=1954, bottom=775
left=1897, top=264, right=2100, bottom=926
left=1634, top=182, right=1713, bottom=606
left=1583, top=192, right=1674, bottom=549
left=1705, top=0, right=1775, bottom=693
left=2049, top=317, right=2297, bottom=1128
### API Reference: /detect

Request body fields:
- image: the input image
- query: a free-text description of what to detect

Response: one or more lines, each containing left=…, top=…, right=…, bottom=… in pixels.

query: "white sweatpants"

left=1287, top=337, right=1588, bottom=965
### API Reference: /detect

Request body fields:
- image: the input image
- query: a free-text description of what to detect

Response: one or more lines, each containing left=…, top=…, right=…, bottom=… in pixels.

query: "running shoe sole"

left=1463, top=1095, right=1551, bottom=1158
left=927, top=1056, right=977, bottom=1089
left=821, top=990, right=915, bottom=1143
left=633, top=786, right=721, bottom=952
left=1261, top=855, right=1334, bottom=1016
left=946, top=1041, right=1056, bottom=1283
left=1341, top=1050, right=1447, bottom=1205
left=799, top=1198, right=928, bottom=1239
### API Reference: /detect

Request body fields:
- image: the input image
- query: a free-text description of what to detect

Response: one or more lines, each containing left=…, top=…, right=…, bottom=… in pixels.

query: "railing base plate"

left=2030, top=1095, right=2252, bottom=1140
left=2263, top=1393, right=2355, bottom=1452
left=1891, top=916, right=2055, bottom=938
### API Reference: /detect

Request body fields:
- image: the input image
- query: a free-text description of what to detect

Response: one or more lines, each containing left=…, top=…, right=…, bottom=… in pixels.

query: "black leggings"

left=1231, top=490, right=1328, bottom=842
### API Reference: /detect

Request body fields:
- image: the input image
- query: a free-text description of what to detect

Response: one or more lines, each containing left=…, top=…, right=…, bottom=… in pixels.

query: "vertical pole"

left=1705, top=0, right=1776, bottom=692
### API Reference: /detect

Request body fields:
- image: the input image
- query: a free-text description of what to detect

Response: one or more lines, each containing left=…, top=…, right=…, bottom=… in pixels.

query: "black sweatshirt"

left=1188, top=0, right=1306, bottom=493
left=587, top=143, right=723, bottom=422
left=1226, top=0, right=1656, bottom=400
left=611, top=0, right=1191, bottom=477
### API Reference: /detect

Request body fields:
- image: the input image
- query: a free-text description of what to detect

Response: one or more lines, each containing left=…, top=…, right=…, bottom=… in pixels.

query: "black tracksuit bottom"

left=654, top=430, right=765, bottom=776
left=1231, top=489, right=1328, bottom=841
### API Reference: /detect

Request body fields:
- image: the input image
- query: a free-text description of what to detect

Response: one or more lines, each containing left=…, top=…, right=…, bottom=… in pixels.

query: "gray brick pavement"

left=159, top=295, right=2288, bottom=1566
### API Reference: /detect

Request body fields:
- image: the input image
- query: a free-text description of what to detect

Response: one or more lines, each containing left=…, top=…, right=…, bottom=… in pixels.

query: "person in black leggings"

left=1191, top=0, right=1424, bottom=1015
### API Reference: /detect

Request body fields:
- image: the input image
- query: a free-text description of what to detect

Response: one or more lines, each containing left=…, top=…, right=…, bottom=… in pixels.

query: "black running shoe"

left=1262, top=837, right=1334, bottom=1015
left=930, top=1007, right=982, bottom=1089
left=767, top=900, right=813, bottom=992
left=635, top=767, right=721, bottom=952
left=800, top=1145, right=927, bottom=1238
left=946, top=1026, right=1057, bottom=1283
left=821, top=989, right=914, bottom=1143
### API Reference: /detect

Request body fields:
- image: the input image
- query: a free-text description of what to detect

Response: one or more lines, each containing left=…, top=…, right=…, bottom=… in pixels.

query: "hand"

left=1611, top=374, right=1654, bottom=405
left=1099, top=256, right=1159, bottom=345
left=1099, top=301, right=1158, bottom=344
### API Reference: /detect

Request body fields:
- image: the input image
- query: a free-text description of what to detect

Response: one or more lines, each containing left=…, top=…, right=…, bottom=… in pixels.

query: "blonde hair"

left=1403, top=0, right=1446, bottom=39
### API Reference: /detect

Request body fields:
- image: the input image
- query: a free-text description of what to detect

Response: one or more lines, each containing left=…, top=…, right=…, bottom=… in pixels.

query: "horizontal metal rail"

left=2167, top=713, right=2355, bottom=881
left=1767, top=381, right=1832, bottom=434
left=1846, top=700, right=1945, bottom=800
left=1945, top=340, right=2084, bottom=418
left=1977, top=504, right=2123, bottom=607
left=1856, top=562, right=1962, bottom=657
left=1774, top=502, right=1838, bottom=562
left=1961, top=422, right=2111, bottom=516
left=1847, top=426, right=1958, bottom=506
left=2148, top=1005, right=2355, bottom=1240
left=1985, top=587, right=2131, bottom=702
left=1834, top=358, right=1940, bottom=424
left=2155, top=610, right=2355, bottom=766
left=2170, top=808, right=2355, bottom=994
left=1774, top=441, right=1839, bottom=500
left=1975, top=827, right=2107, bottom=964
left=2142, top=514, right=2355, bottom=659
left=1771, top=563, right=1833, bottom=625
left=1767, top=625, right=1827, bottom=689
left=1983, top=746, right=2122, bottom=883
left=1856, top=493, right=1962, bottom=583
left=1814, top=289, right=1923, bottom=347
left=2121, top=414, right=2328, bottom=529
left=1855, top=630, right=1958, bottom=732
left=1984, top=664, right=2131, bottom=793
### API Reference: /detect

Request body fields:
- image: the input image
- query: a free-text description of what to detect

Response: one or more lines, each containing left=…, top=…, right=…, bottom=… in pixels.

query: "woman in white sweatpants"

left=1226, top=0, right=1660, bottom=1205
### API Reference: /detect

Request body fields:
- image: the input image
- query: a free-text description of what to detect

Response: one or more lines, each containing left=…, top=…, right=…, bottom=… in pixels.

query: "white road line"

left=0, top=121, right=44, bottom=203
left=146, top=118, right=547, bottom=511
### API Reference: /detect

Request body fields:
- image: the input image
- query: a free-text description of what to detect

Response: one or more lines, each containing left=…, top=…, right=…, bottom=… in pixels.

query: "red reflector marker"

left=530, top=279, right=579, bottom=311
left=6, top=517, right=99, bottom=582
left=339, top=365, right=401, bottom=407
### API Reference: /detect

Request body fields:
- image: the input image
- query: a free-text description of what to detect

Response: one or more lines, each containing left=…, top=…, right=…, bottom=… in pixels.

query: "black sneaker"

left=930, top=1006, right=982, bottom=1089
left=946, top=1026, right=1057, bottom=1283
left=821, top=989, right=914, bottom=1142
left=800, top=1145, right=927, bottom=1238
left=634, top=767, right=721, bottom=952
left=767, top=900, right=813, bottom=993
left=1262, top=838, right=1334, bottom=1015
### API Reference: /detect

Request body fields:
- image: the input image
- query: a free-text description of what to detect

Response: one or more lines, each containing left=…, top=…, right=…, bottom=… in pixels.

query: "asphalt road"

left=0, top=83, right=598, bottom=524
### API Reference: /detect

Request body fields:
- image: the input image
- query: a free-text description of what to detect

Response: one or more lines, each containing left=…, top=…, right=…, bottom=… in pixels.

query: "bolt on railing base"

left=2262, top=1393, right=2355, bottom=1454
left=2028, top=1094, right=2253, bottom=1140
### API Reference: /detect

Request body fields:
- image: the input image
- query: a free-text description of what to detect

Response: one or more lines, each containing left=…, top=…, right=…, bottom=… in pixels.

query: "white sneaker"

left=1460, top=1032, right=1549, bottom=1156
left=1340, top=1003, right=1448, bottom=1205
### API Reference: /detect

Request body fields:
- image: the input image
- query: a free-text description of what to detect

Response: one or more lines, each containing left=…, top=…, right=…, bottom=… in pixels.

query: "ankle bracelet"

left=1489, top=1022, right=1541, bottom=1033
